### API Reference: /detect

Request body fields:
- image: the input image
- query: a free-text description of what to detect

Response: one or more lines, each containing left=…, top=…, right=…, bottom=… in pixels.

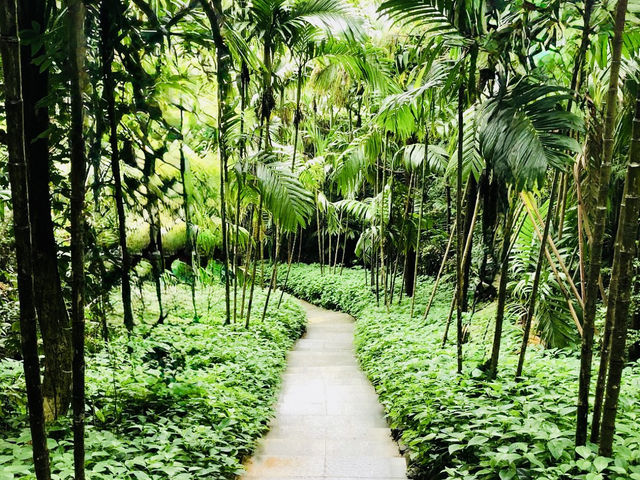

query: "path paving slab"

left=242, top=301, right=407, bottom=480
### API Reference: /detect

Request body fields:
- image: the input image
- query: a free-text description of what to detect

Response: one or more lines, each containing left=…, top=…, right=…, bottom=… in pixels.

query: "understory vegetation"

left=0, top=280, right=305, bottom=480
left=278, top=263, right=640, bottom=480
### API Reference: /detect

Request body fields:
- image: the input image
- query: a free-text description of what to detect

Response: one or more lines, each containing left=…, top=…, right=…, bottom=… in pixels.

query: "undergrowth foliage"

left=277, top=264, right=640, bottom=480
left=0, top=283, right=305, bottom=480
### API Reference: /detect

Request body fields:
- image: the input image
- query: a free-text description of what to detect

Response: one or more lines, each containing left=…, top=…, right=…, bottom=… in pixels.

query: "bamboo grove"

left=0, top=0, right=640, bottom=478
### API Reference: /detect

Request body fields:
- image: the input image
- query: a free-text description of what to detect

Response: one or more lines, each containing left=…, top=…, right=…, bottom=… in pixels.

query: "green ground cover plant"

left=0, top=283, right=305, bottom=480
left=277, top=263, right=640, bottom=480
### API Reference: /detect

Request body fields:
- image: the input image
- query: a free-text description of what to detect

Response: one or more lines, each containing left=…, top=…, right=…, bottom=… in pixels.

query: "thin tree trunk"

left=0, top=3, right=52, bottom=475
left=574, top=162, right=587, bottom=300
left=400, top=172, right=414, bottom=301
left=581, top=0, right=628, bottom=445
left=179, top=110, right=197, bottom=319
left=380, top=136, right=389, bottom=309
left=340, top=231, right=348, bottom=273
left=441, top=296, right=456, bottom=346
left=598, top=92, right=640, bottom=456
left=455, top=84, right=465, bottom=374
left=446, top=184, right=452, bottom=234
left=515, top=173, right=559, bottom=378
left=240, top=205, right=255, bottom=320
left=201, top=0, right=232, bottom=324
left=101, top=1, right=134, bottom=331
left=262, top=225, right=280, bottom=321
left=488, top=203, right=516, bottom=379
left=68, top=0, right=86, bottom=475
left=245, top=197, right=262, bottom=328
left=316, top=199, right=324, bottom=273
left=557, top=173, right=568, bottom=239
left=422, top=225, right=456, bottom=321
left=148, top=201, right=165, bottom=323
left=277, top=233, right=296, bottom=308
left=232, top=177, right=241, bottom=323
left=461, top=175, right=477, bottom=311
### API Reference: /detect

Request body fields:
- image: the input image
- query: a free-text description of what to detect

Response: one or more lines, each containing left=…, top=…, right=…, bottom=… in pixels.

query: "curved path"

left=242, top=300, right=407, bottom=480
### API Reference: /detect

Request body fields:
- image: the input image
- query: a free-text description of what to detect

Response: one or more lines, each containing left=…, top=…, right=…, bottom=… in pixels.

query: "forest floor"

left=242, top=300, right=407, bottom=480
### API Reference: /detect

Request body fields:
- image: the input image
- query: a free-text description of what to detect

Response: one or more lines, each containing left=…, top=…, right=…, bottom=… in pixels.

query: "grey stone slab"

left=242, top=301, right=407, bottom=480
left=325, top=439, right=400, bottom=457
left=257, top=438, right=325, bottom=457
left=325, top=457, right=407, bottom=478
left=277, top=401, right=326, bottom=416
left=244, top=456, right=325, bottom=477
left=326, top=401, right=385, bottom=416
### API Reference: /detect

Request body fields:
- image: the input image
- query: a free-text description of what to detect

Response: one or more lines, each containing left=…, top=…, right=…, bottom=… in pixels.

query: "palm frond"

left=479, top=83, right=583, bottom=191
left=378, top=0, right=465, bottom=42
left=254, top=160, right=315, bottom=232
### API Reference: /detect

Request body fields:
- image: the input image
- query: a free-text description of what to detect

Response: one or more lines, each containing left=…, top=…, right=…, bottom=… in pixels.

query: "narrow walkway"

left=243, top=301, right=407, bottom=480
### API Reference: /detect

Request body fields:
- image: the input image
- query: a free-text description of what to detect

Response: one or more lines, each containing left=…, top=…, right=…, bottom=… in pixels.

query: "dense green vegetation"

left=279, top=264, right=640, bottom=480
left=1, top=0, right=640, bottom=478
left=0, top=280, right=305, bottom=479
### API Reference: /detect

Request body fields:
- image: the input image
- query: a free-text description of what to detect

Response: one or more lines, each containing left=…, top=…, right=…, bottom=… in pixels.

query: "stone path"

left=242, top=300, right=407, bottom=480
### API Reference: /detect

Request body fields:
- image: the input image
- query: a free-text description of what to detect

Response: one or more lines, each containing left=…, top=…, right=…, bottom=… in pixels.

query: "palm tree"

left=247, top=0, right=358, bottom=149
left=100, top=0, right=135, bottom=331
left=598, top=85, right=640, bottom=458
left=585, top=0, right=629, bottom=444
left=200, top=0, right=234, bottom=324
left=479, top=82, right=581, bottom=378
left=20, top=0, right=72, bottom=420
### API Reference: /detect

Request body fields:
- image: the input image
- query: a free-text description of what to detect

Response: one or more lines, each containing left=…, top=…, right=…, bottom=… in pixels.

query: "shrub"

left=0, top=283, right=305, bottom=480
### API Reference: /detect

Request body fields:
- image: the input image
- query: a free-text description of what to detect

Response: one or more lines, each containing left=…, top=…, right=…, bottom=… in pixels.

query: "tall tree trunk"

left=581, top=0, right=628, bottom=445
left=68, top=0, right=86, bottom=476
left=232, top=174, right=241, bottom=323
left=316, top=198, right=324, bottom=273
left=240, top=204, right=255, bottom=320
left=598, top=92, right=640, bottom=457
left=20, top=0, right=72, bottom=419
left=479, top=170, right=499, bottom=290
left=488, top=203, right=515, bottom=379
left=245, top=197, right=263, bottom=328
left=101, top=0, right=134, bottom=332
left=179, top=110, right=197, bottom=318
left=0, top=3, right=52, bottom=476
left=565, top=0, right=598, bottom=446
left=201, top=0, right=232, bottom=324
left=630, top=252, right=640, bottom=362
left=515, top=173, right=559, bottom=378
left=455, top=84, right=465, bottom=374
